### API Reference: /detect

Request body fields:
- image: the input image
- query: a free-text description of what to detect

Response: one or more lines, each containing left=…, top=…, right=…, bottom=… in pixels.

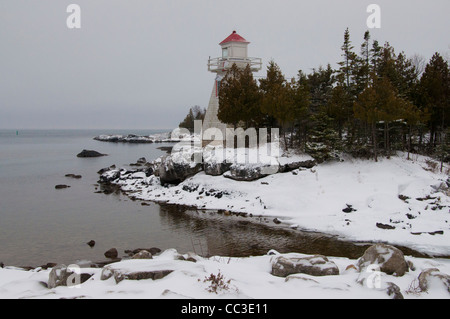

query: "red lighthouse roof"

left=219, top=31, right=249, bottom=45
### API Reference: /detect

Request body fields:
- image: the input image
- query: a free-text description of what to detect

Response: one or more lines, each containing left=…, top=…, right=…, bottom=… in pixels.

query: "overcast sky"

left=0, top=0, right=449, bottom=130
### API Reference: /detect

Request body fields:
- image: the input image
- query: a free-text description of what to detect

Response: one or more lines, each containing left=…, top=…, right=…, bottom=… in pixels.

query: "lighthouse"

left=202, top=31, right=262, bottom=147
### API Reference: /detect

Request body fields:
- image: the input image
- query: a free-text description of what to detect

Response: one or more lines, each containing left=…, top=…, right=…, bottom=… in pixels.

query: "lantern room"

left=207, top=31, right=262, bottom=73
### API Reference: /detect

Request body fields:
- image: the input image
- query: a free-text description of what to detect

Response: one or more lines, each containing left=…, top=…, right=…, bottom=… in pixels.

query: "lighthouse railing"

left=207, top=57, right=262, bottom=72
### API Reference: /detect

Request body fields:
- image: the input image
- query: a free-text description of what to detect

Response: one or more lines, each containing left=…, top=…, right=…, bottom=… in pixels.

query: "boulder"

left=97, top=165, right=116, bottom=175
left=77, top=150, right=106, bottom=158
left=224, top=163, right=279, bottom=182
left=271, top=255, right=340, bottom=277
left=87, top=240, right=95, bottom=248
left=418, top=268, right=450, bottom=293
left=65, top=174, right=82, bottom=179
left=100, top=266, right=173, bottom=284
left=104, top=248, right=118, bottom=259
left=357, top=244, right=409, bottom=276
left=159, top=155, right=202, bottom=185
left=55, top=185, right=70, bottom=189
left=385, top=282, right=404, bottom=299
left=203, top=161, right=232, bottom=176
left=278, top=159, right=316, bottom=173
left=48, top=265, right=92, bottom=289
left=99, top=170, right=121, bottom=183
left=132, top=250, right=153, bottom=260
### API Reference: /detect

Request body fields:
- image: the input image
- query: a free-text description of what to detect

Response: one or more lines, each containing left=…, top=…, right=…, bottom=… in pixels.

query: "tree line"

left=215, top=28, right=449, bottom=165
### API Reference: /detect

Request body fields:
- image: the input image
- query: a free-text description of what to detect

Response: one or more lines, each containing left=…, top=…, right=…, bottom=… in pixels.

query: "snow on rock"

left=271, top=255, right=340, bottom=277
left=357, top=244, right=409, bottom=277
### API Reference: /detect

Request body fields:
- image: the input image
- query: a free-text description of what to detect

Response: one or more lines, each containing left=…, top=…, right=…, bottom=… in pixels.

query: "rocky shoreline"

left=1, top=243, right=449, bottom=299
left=93, top=145, right=450, bottom=258
left=93, top=133, right=183, bottom=144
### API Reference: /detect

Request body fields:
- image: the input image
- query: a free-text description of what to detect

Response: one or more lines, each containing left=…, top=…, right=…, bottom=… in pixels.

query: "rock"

left=145, top=167, right=154, bottom=177
left=65, top=174, right=82, bottom=179
left=224, top=163, right=279, bottom=182
left=87, top=240, right=95, bottom=248
left=376, top=223, right=396, bottom=230
left=104, top=248, right=118, bottom=259
left=342, top=204, right=357, bottom=213
left=271, top=255, right=340, bottom=277
left=386, top=282, right=404, bottom=299
left=131, top=250, right=153, bottom=259
left=131, top=247, right=161, bottom=255
left=278, top=159, right=316, bottom=173
left=55, top=185, right=70, bottom=189
left=137, top=157, right=147, bottom=164
left=97, top=165, right=116, bottom=175
left=48, top=265, right=93, bottom=289
left=273, top=218, right=282, bottom=224
left=99, top=170, right=121, bottom=183
left=0, top=262, right=4, bottom=268
left=159, top=155, right=202, bottom=185
left=101, top=266, right=173, bottom=284
left=357, top=244, right=409, bottom=276
left=77, top=150, right=107, bottom=158
left=177, top=252, right=202, bottom=263
left=418, top=268, right=450, bottom=293
left=203, top=161, right=232, bottom=176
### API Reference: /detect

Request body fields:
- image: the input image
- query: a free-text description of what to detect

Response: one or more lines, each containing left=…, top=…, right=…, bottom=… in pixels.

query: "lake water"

left=0, top=130, right=392, bottom=268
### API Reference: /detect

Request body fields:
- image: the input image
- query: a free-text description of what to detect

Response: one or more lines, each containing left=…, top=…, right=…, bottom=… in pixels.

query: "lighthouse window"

left=222, top=48, right=228, bottom=58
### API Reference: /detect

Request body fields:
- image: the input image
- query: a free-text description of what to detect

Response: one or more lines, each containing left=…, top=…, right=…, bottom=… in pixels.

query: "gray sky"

left=1, top=0, right=449, bottom=130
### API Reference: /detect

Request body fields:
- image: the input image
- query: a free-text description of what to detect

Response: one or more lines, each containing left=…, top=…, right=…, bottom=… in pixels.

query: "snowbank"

left=0, top=248, right=449, bottom=299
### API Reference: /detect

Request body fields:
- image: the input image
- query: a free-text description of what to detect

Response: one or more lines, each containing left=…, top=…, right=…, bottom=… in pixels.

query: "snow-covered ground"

left=115, top=151, right=450, bottom=257
left=1, top=248, right=449, bottom=299
left=1, top=149, right=449, bottom=299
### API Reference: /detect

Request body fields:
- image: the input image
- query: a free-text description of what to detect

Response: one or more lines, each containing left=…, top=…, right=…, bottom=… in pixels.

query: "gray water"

left=0, top=130, right=416, bottom=268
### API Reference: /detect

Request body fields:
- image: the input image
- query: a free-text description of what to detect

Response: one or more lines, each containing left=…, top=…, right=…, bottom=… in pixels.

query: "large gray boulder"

left=159, top=154, right=202, bottom=185
left=224, top=163, right=279, bottom=182
left=418, top=268, right=450, bottom=293
left=357, top=244, right=409, bottom=277
left=77, top=149, right=106, bottom=158
left=272, top=255, right=340, bottom=277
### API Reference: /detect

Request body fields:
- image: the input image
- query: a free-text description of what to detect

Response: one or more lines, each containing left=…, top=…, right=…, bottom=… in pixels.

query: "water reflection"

left=157, top=204, right=376, bottom=259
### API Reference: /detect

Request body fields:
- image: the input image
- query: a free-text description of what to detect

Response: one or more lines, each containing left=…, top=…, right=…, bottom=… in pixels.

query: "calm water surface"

left=0, top=130, right=388, bottom=267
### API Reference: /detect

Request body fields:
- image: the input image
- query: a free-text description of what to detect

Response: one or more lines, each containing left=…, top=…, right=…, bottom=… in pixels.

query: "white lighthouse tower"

left=202, top=31, right=262, bottom=147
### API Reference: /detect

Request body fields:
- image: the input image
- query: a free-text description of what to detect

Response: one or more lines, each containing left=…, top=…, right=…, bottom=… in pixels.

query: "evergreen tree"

left=305, top=111, right=341, bottom=163
left=218, top=64, right=262, bottom=129
left=337, top=28, right=358, bottom=93
left=179, top=106, right=205, bottom=132
left=416, top=53, right=450, bottom=149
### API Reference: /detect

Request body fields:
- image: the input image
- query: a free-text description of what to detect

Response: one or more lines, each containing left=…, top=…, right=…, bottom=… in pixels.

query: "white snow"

left=0, top=249, right=449, bottom=299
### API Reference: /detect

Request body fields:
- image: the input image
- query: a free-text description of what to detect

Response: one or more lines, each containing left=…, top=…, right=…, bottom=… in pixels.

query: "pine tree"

left=306, top=111, right=341, bottom=163
left=218, top=64, right=262, bottom=129
left=416, top=53, right=450, bottom=149
left=337, top=28, right=358, bottom=94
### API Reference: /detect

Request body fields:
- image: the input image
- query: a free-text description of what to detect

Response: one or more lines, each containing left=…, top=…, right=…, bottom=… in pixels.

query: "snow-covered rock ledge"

left=98, top=148, right=450, bottom=257
left=93, top=132, right=192, bottom=144
left=0, top=244, right=449, bottom=299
